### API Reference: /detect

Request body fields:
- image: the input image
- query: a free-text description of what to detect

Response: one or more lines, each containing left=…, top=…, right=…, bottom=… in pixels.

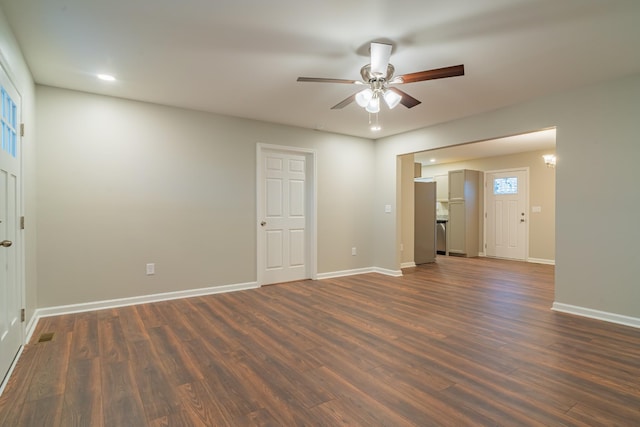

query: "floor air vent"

left=38, top=333, right=55, bottom=343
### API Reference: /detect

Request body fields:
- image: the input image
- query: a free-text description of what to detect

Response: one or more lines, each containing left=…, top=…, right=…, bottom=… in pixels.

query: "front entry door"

left=257, top=146, right=314, bottom=285
left=0, top=65, right=22, bottom=385
left=486, top=169, right=528, bottom=260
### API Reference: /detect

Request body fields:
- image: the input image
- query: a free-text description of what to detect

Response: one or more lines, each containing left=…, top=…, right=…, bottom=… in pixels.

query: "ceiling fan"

left=297, top=42, right=464, bottom=114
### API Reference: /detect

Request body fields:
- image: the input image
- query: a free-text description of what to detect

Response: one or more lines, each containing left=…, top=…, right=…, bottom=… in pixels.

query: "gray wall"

left=36, top=86, right=375, bottom=307
left=375, top=72, right=640, bottom=318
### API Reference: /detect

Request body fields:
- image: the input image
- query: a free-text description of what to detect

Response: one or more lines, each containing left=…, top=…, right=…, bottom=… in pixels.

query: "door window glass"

left=494, top=177, right=518, bottom=195
left=1, top=86, right=17, bottom=158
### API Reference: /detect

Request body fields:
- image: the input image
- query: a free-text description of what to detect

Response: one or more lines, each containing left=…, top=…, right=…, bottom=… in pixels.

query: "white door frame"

left=484, top=167, right=529, bottom=261
left=0, top=58, right=25, bottom=394
left=256, top=143, right=317, bottom=286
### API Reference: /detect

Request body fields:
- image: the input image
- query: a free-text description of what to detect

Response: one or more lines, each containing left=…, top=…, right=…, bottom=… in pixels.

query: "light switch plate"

left=385, top=204, right=392, bottom=213
left=532, top=206, right=542, bottom=213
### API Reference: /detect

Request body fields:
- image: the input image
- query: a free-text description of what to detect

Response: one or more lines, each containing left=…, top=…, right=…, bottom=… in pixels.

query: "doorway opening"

left=401, top=128, right=556, bottom=269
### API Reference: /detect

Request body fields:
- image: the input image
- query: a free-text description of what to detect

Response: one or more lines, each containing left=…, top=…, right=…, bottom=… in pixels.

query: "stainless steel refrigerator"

left=414, top=181, right=437, bottom=264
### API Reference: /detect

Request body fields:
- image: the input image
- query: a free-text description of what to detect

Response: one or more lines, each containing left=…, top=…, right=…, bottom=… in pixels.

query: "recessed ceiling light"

left=370, top=125, right=381, bottom=131
left=430, top=158, right=436, bottom=163
left=97, top=74, right=116, bottom=82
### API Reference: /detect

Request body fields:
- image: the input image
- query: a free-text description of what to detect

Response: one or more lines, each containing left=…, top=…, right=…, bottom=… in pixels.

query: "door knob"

left=0, top=240, right=12, bottom=247
left=520, top=219, right=525, bottom=223
left=260, top=221, right=267, bottom=226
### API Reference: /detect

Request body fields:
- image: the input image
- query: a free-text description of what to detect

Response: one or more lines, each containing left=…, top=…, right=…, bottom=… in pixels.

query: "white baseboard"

left=317, top=268, right=375, bottom=280
left=481, top=254, right=555, bottom=265
left=35, top=281, right=259, bottom=319
left=372, top=267, right=403, bottom=277
left=318, top=266, right=403, bottom=280
left=552, top=302, right=640, bottom=329
left=400, top=262, right=416, bottom=269
left=25, top=311, right=39, bottom=344
left=528, top=257, right=556, bottom=265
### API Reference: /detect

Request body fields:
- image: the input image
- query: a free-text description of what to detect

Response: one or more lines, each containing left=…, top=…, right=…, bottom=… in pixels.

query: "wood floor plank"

left=15, top=394, right=64, bottom=427
left=101, top=360, right=147, bottom=426
left=175, top=381, right=231, bottom=426
left=129, top=339, right=182, bottom=421
left=117, top=305, right=151, bottom=344
left=1, top=256, right=639, bottom=425
left=70, top=312, right=100, bottom=361
left=98, top=317, right=129, bottom=364
left=146, top=325, right=203, bottom=386
left=0, top=342, right=44, bottom=425
left=25, top=331, right=72, bottom=402
left=60, top=357, right=103, bottom=427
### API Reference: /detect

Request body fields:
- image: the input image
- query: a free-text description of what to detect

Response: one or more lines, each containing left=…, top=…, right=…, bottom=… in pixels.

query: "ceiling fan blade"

left=297, top=77, right=362, bottom=84
left=393, top=64, right=465, bottom=84
left=370, top=42, right=392, bottom=76
left=331, top=93, right=356, bottom=109
left=388, top=87, right=421, bottom=109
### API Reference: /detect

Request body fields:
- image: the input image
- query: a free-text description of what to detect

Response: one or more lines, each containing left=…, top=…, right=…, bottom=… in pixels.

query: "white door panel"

left=258, top=147, right=313, bottom=285
left=289, top=229, right=305, bottom=266
left=0, top=65, right=22, bottom=385
left=486, top=170, right=527, bottom=260
left=266, top=230, right=283, bottom=269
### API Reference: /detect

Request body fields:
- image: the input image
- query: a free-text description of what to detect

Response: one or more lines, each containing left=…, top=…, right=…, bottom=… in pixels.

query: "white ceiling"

left=1, top=0, right=639, bottom=139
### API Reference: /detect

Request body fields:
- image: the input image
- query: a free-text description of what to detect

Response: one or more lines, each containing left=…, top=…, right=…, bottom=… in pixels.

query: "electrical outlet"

left=351, top=247, right=357, bottom=256
left=146, top=263, right=155, bottom=275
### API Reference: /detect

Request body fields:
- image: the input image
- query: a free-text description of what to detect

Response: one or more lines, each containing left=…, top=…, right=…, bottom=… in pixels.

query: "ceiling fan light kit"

left=383, top=89, right=402, bottom=109
left=297, top=41, right=465, bottom=129
left=355, top=88, right=373, bottom=108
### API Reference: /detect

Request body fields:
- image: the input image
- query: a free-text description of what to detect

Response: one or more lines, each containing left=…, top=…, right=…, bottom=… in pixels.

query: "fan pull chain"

left=369, top=112, right=381, bottom=131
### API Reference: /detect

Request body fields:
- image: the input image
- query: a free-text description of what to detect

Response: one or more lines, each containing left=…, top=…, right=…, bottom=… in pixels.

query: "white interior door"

left=486, top=169, right=528, bottom=260
left=0, top=65, right=22, bottom=384
left=257, top=146, right=315, bottom=285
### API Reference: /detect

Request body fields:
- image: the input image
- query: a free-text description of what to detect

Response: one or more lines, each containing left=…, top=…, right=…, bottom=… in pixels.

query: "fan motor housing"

left=361, top=64, right=395, bottom=82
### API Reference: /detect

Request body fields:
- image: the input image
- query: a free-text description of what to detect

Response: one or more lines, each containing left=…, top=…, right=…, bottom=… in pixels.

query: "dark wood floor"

left=1, top=256, right=639, bottom=426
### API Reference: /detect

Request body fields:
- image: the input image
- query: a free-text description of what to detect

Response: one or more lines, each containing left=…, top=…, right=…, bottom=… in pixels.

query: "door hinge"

left=21, top=308, right=25, bottom=322
left=20, top=216, right=25, bottom=230
left=20, top=123, right=25, bottom=137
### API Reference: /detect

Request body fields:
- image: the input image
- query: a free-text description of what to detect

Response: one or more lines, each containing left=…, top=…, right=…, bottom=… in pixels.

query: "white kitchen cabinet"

left=447, top=169, right=480, bottom=257
left=435, top=174, right=448, bottom=201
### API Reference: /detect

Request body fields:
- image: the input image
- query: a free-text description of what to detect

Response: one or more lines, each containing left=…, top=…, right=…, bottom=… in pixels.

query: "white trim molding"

left=318, top=266, right=403, bottom=280
left=372, top=267, right=403, bottom=277
left=552, top=302, right=640, bottom=329
left=400, top=262, right=416, bottom=269
left=528, top=257, right=555, bottom=265
left=35, top=282, right=259, bottom=319
left=317, top=268, right=376, bottom=280
left=25, top=312, right=39, bottom=344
